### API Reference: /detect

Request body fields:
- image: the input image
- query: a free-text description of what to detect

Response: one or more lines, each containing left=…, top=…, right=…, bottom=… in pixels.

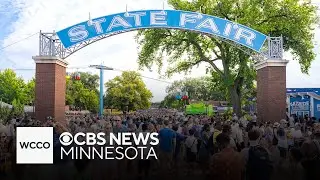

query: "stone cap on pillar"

left=254, top=59, right=289, bottom=70
left=32, top=56, right=68, bottom=68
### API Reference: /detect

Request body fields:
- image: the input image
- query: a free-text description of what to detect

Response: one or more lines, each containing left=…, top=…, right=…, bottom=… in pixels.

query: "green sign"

left=185, top=103, right=213, bottom=116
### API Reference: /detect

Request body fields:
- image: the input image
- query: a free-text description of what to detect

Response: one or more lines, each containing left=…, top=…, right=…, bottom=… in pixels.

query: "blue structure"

left=56, top=10, right=267, bottom=52
left=99, top=68, right=104, bottom=117
left=287, top=88, right=320, bottom=119
left=89, top=65, right=113, bottom=118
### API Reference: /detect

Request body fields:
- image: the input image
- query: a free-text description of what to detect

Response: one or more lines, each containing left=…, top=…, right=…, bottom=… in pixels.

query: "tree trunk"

left=229, top=85, right=242, bottom=117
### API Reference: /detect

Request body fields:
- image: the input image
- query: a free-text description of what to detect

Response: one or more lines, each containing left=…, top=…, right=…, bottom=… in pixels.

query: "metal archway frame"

left=39, top=30, right=283, bottom=61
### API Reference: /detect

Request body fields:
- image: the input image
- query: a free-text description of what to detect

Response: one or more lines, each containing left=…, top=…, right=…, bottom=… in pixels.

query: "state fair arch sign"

left=56, top=10, right=267, bottom=52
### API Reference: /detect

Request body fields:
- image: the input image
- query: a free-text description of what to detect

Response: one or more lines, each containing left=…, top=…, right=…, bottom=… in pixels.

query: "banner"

left=57, top=10, right=267, bottom=52
left=290, top=101, right=310, bottom=111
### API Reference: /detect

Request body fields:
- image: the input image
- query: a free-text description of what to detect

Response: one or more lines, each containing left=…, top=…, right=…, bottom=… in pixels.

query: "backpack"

left=246, top=146, right=273, bottom=180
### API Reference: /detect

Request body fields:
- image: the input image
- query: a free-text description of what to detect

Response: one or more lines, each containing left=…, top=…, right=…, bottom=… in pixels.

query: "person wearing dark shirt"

left=172, top=124, right=186, bottom=166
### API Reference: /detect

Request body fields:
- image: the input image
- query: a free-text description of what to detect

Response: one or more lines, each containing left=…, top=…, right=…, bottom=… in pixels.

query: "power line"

left=0, top=32, right=39, bottom=51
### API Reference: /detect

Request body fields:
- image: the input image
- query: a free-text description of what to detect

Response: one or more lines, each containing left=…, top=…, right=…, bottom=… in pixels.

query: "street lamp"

left=89, top=64, right=114, bottom=118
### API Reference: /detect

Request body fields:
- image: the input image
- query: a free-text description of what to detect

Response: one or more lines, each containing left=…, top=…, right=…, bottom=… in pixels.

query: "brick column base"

left=33, top=56, right=68, bottom=125
left=255, top=59, right=289, bottom=123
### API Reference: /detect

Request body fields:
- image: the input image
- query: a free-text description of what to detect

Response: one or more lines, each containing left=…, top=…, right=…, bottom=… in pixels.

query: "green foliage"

left=0, top=104, right=11, bottom=123
left=66, top=75, right=99, bottom=113
left=11, top=99, right=24, bottom=117
left=25, top=78, right=35, bottom=105
left=136, top=0, right=318, bottom=115
left=78, top=72, right=99, bottom=93
left=105, top=71, right=153, bottom=112
left=0, top=69, right=30, bottom=105
left=160, top=95, right=185, bottom=109
left=166, top=76, right=226, bottom=101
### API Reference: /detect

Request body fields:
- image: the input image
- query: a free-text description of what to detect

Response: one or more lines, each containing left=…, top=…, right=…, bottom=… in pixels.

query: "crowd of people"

left=0, top=109, right=320, bottom=180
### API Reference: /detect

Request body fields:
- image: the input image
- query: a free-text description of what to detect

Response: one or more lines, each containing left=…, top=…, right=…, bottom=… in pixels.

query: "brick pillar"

left=32, top=56, right=68, bottom=125
left=255, top=59, right=289, bottom=123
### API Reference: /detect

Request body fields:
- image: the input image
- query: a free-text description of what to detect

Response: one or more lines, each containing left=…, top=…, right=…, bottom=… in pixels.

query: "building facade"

left=287, top=88, right=320, bottom=119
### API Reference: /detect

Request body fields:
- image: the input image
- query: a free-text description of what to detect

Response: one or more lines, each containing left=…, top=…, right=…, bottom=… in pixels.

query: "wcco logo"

left=16, top=127, right=54, bottom=164
left=19, top=141, right=51, bottom=149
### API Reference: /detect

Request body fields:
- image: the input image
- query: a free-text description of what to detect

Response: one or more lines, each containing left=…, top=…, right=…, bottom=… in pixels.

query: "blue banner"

left=57, top=10, right=267, bottom=52
left=290, top=97, right=310, bottom=112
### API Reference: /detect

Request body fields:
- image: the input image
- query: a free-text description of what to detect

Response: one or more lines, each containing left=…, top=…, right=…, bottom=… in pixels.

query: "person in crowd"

left=241, top=129, right=273, bottom=180
left=198, top=124, right=211, bottom=174
left=208, top=133, right=244, bottom=180
left=172, top=124, right=186, bottom=167
left=222, top=124, right=237, bottom=149
left=158, top=120, right=176, bottom=172
left=274, top=147, right=305, bottom=180
left=276, top=127, right=289, bottom=159
left=300, top=139, right=320, bottom=180
left=184, top=128, right=198, bottom=175
left=137, top=123, right=152, bottom=180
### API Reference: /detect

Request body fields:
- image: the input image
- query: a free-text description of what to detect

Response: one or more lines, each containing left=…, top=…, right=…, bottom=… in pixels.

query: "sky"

left=0, top=0, right=320, bottom=102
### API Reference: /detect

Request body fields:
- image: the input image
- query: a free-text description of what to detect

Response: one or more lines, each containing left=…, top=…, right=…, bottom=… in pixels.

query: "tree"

left=25, top=78, right=35, bottom=105
left=105, top=71, right=153, bottom=112
left=136, top=0, right=318, bottom=116
left=166, top=76, right=226, bottom=101
left=0, top=69, right=29, bottom=105
left=160, top=95, right=185, bottom=109
left=66, top=76, right=99, bottom=112
left=79, top=72, right=99, bottom=92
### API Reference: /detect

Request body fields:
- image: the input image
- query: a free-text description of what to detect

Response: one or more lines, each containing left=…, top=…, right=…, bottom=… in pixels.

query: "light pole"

left=89, top=64, right=113, bottom=118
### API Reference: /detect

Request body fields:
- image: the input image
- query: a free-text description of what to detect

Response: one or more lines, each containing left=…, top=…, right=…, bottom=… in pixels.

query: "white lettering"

left=125, top=147, right=138, bottom=160
left=179, top=13, right=200, bottom=27
left=86, top=132, right=96, bottom=145
left=107, top=15, right=132, bottom=31
left=234, top=28, right=256, bottom=46
left=133, top=133, right=149, bottom=145
left=92, top=146, right=103, bottom=159
left=125, top=12, right=146, bottom=26
left=115, top=147, right=124, bottom=160
left=146, top=147, right=158, bottom=159
left=105, top=147, right=114, bottom=160
left=96, top=132, right=106, bottom=145
left=61, top=147, right=73, bottom=159
left=110, top=133, right=121, bottom=145
left=74, top=132, right=85, bottom=145
left=150, top=133, right=159, bottom=146
left=88, top=18, right=106, bottom=34
left=68, top=25, right=89, bottom=42
left=80, top=146, right=90, bottom=159
left=150, top=11, right=167, bottom=25
left=122, top=133, right=132, bottom=146
left=195, top=18, right=220, bottom=34
left=223, top=22, right=233, bottom=37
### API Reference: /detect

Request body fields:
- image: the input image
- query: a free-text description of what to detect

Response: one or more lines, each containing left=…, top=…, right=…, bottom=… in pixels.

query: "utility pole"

left=89, top=64, right=113, bottom=118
